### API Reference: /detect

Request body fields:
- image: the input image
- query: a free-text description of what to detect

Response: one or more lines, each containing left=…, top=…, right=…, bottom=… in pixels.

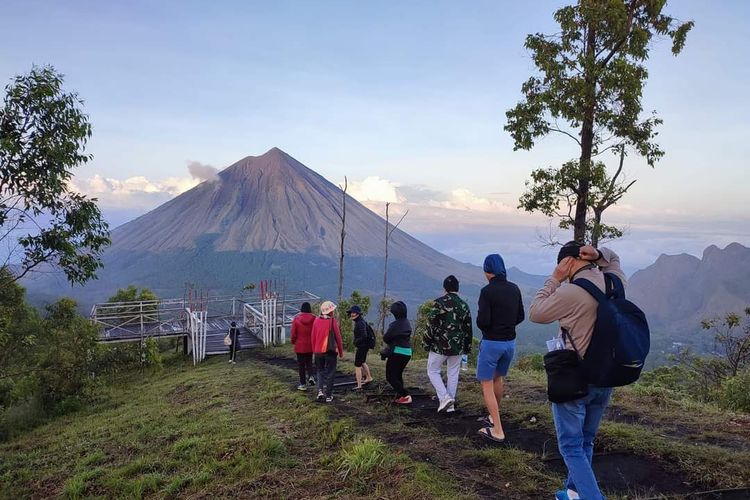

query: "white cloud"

left=346, top=176, right=403, bottom=203
left=71, top=174, right=200, bottom=208
left=433, top=188, right=515, bottom=213
left=69, top=160, right=219, bottom=209
left=346, top=176, right=517, bottom=215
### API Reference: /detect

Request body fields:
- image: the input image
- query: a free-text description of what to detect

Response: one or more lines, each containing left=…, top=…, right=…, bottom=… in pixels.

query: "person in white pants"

left=427, top=351, right=462, bottom=411
left=422, top=275, right=474, bottom=412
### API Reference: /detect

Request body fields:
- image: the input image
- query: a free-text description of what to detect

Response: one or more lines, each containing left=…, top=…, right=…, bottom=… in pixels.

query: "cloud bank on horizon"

left=72, top=166, right=749, bottom=276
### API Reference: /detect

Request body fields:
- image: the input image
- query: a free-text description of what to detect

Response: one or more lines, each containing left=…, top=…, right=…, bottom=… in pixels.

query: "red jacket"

left=290, top=312, right=316, bottom=354
left=311, top=316, right=344, bottom=356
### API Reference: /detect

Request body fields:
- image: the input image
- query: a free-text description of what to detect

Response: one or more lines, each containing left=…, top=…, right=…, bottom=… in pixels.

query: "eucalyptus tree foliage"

left=0, top=66, right=110, bottom=285
left=506, top=0, right=693, bottom=244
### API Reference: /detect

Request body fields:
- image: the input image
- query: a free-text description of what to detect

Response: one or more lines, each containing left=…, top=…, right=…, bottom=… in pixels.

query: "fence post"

left=203, top=311, right=207, bottom=361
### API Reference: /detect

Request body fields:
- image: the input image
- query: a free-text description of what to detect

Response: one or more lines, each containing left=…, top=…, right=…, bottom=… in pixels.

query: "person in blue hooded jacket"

left=475, top=253, right=524, bottom=443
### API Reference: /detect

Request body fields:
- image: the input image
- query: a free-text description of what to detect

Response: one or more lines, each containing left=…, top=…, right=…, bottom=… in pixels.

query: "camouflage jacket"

left=422, top=293, right=473, bottom=356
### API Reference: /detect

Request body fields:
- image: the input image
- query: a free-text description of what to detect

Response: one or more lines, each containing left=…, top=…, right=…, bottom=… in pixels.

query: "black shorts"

left=354, top=346, right=369, bottom=367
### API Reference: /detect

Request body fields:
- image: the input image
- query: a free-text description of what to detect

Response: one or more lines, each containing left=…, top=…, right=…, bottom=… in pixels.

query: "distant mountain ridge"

left=628, top=242, right=750, bottom=332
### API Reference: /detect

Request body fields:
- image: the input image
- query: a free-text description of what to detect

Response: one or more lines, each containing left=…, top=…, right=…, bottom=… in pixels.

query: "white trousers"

left=427, top=351, right=461, bottom=402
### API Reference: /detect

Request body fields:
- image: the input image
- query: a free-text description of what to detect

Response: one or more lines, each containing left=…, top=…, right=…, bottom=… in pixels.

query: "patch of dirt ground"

left=250, top=351, right=741, bottom=499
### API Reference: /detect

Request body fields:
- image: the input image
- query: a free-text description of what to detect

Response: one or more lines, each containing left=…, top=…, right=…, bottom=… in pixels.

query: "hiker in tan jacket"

left=529, top=242, right=625, bottom=500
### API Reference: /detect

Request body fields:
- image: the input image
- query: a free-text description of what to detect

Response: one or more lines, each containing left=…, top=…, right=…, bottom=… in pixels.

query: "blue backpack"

left=573, top=273, right=650, bottom=387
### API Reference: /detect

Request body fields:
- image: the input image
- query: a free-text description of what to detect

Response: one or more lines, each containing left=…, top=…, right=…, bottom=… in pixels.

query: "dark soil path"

left=254, top=353, right=745, bottom=499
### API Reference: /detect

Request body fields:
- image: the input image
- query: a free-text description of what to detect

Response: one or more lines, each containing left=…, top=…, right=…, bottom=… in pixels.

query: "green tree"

left=0, top=268, right=38, bottom=377
left=104, top=286, right=160, bottom=368
left=0, top=269, right=41, bottom=408
left=108, top=285, right=158, bottom=304
left=0, top=65, right=110, bottom=285
left=698, top=308, right=750, bottom=379
left=505, top=0, right=693, bottom=244
left=105, top=285, right=159, bottom=322
left=338, top=291, right=371, bottom=351
left=376, top=297, right=394, bottom=336
left=673, top=308, right=750, bottom=403
left=35, top=298, right=99, bottom=410
left=411, top=300, right=434, bottom=361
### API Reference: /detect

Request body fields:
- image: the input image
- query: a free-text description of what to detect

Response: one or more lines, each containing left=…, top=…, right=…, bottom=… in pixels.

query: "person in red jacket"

left=290, top=302, right=316, bottom=391
left=311, top=300, right=344, bottom=403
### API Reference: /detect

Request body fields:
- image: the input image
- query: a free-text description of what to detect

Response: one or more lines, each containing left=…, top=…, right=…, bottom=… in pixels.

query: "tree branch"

left=549, top=127, right=582, bottom=146
left=601, top=146, right=627, bottom=204
left=602, top=179, right=636, bottom=210
left=388, top=209, right=409, bottom=237
left=8, top=249, right=56, bottom=283
left=598, top=0, right=637, bottom=68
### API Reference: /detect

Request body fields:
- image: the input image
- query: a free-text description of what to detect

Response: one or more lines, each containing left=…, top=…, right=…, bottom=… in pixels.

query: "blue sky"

left=2, top=0, right=748, bottom=274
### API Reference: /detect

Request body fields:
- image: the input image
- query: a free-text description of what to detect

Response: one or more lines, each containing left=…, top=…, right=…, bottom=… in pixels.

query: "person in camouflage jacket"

left=423, top=275, right=473, bottom=412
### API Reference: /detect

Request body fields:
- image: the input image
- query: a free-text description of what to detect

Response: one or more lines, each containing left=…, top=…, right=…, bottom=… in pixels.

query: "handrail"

left=90, top=291, right=319, bottom=354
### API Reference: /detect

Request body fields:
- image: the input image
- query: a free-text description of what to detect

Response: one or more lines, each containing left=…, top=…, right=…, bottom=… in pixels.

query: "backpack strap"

left=561, top=328, right=582, bottom=360
left=604, top=273, right=626, bottom=299
left=572, top=278, right=607, bottom=304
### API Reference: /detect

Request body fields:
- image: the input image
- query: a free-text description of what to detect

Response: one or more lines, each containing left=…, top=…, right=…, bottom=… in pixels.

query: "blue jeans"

left=551, top=386, right=613, bottom=500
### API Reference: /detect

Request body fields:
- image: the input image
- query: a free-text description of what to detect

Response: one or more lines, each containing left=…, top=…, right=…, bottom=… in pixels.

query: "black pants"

left=315, top=352, right=338, bottom=397
left=386, top=353, right=411, bottom=397
left=296, top=353, right=314, bottom=385
left=229, top=335, right=240, bottom=361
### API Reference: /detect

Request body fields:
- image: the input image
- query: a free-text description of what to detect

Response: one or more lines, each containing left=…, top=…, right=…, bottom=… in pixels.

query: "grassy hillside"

left=2, top=347, right=749, bottom=499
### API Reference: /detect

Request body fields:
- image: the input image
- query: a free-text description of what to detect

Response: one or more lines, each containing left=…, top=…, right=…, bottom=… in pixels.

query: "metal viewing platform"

left=90, top=290, right=320, bottom=365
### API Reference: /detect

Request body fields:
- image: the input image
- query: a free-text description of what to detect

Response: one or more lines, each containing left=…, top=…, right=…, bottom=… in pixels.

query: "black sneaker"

left=325, top=395, right=334, bottom=403
left=316, top=390, right=324, bottom=401
left=308, top=376, right=316, bottom=386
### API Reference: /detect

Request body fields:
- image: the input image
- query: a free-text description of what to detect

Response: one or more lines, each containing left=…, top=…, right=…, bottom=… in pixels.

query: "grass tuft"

left=338, top=437, right=391, bottom=479
left=62, top=468, right=104, bottom=499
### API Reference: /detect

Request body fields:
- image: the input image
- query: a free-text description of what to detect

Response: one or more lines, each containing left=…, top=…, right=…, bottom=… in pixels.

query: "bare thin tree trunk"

left=337, top=177, right=347, bottom=307
left=381, top=202, right=390, bottom=333
left=381, top=202, right=408, bottom=333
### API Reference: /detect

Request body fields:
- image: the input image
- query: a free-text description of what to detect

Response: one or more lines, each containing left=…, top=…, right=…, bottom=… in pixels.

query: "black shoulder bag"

left=543, top=328, right=589, bottom=403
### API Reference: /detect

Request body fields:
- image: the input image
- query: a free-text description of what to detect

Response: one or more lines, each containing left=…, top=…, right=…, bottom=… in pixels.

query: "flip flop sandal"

left=478, top=416, right=494, bottom=427
left=478, top=426, right=505, bottom=443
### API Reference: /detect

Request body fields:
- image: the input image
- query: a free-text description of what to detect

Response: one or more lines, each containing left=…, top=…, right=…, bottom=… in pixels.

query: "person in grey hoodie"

left=383, top=301, right=413, bottom=404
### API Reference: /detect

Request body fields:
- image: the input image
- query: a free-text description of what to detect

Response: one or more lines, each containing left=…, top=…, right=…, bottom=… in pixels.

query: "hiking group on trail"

left=280, top=242, right=647, bottom=500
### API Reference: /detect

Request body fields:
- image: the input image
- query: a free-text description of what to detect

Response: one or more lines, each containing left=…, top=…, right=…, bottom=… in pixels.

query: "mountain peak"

left=221, top=147, right=310, bottom=183
left=702, top=244, right=721, bottom=260
left=702, top=242, right=748, bottom=262
left=109, top=149, right=478, bottom=284
left=653, top=252, right=700, bottom=267
left=259, top=146, right=288, bottom=159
